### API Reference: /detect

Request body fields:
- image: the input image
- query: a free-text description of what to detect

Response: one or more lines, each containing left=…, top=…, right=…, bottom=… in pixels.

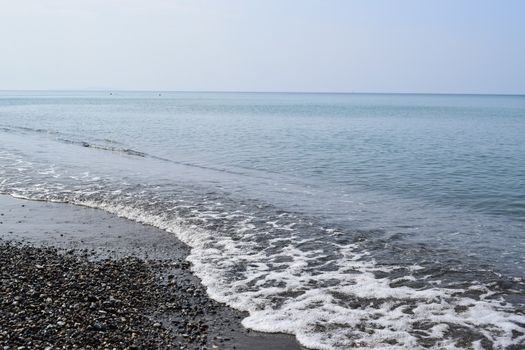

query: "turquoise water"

left=1, top=91, right=524, bottom=349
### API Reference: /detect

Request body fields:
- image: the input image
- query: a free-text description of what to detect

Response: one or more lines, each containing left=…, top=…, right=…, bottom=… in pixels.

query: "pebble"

left=0, top=242, right=232, bottom=349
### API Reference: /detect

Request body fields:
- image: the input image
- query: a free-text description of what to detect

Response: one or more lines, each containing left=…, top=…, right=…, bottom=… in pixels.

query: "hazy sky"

left=1, top=0, right=524, bottom=93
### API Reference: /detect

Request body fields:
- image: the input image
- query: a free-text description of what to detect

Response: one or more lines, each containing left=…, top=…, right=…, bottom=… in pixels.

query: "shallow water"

left=0, top=91, right=524, bottom=349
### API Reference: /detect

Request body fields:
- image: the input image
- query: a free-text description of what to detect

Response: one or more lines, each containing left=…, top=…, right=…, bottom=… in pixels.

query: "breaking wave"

left=0, top=147, right=523, bottom=349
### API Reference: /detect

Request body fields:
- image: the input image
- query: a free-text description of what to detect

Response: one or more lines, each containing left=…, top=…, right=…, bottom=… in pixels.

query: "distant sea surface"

left=1, top=91, right=524, bottom=349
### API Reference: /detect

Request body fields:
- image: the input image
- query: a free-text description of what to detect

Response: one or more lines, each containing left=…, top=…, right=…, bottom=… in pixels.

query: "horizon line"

left=0, top=89, right=524, bottom=97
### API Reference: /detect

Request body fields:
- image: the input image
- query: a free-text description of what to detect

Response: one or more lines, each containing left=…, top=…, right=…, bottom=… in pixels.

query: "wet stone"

left=0, top=242, right=232, bottom=350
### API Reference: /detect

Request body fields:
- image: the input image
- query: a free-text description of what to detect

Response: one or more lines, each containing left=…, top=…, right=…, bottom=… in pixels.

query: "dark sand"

left=0, top=195, right=303, bottom=350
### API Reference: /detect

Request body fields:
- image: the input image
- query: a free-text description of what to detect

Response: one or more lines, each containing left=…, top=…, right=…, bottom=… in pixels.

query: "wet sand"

left=0, top=195, right=303, bottom=350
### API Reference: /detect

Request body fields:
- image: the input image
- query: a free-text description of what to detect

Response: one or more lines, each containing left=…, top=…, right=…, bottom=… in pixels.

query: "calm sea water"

left=1, top=91, right=524, bottom=349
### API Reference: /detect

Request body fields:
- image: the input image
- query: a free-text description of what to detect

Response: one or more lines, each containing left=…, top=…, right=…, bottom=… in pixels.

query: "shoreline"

left=0, top=194, right=303, bottom=350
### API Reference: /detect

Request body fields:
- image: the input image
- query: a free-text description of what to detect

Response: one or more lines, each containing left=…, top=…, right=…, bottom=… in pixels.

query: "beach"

left=0, top=195, right=303, bottom=350
left=2, top=0, right=525, bottom=348
left=1, top=91, right=524, bottom=349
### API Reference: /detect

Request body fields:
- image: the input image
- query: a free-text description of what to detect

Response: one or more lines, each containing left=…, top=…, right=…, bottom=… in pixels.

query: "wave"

left=0, top=180, right=523, bottom=349
left=1, top=131, right=524, bottom=349
left=0, top=123, right=262, bottom=177
left=0, top=124, right=126, bottom=148
left=57, top=138, right=147, bottom=157
left=1, top=125, right=61, bottom=135
left=9, top=191, right=525, bottom=350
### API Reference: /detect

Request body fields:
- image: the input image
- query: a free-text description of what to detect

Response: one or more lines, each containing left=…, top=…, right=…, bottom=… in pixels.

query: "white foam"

left=0, top=151, right=523, bottom=350
left=66, top=199, right=525, bottom=350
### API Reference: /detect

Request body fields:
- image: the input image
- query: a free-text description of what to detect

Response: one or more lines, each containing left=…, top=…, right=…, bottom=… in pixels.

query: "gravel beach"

left=0, top=195, right=303, bottom=350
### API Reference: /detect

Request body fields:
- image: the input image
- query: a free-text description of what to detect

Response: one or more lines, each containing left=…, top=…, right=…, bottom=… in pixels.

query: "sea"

left=0, top=91, right=524, bottom=349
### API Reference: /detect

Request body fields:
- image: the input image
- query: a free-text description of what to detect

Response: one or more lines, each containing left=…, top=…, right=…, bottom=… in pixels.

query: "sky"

left=0, top=0, right=524, bottom=94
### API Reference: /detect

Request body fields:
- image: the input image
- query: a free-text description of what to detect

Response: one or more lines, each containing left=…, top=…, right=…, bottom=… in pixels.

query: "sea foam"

left=1, top=146, right=524, bottom=350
